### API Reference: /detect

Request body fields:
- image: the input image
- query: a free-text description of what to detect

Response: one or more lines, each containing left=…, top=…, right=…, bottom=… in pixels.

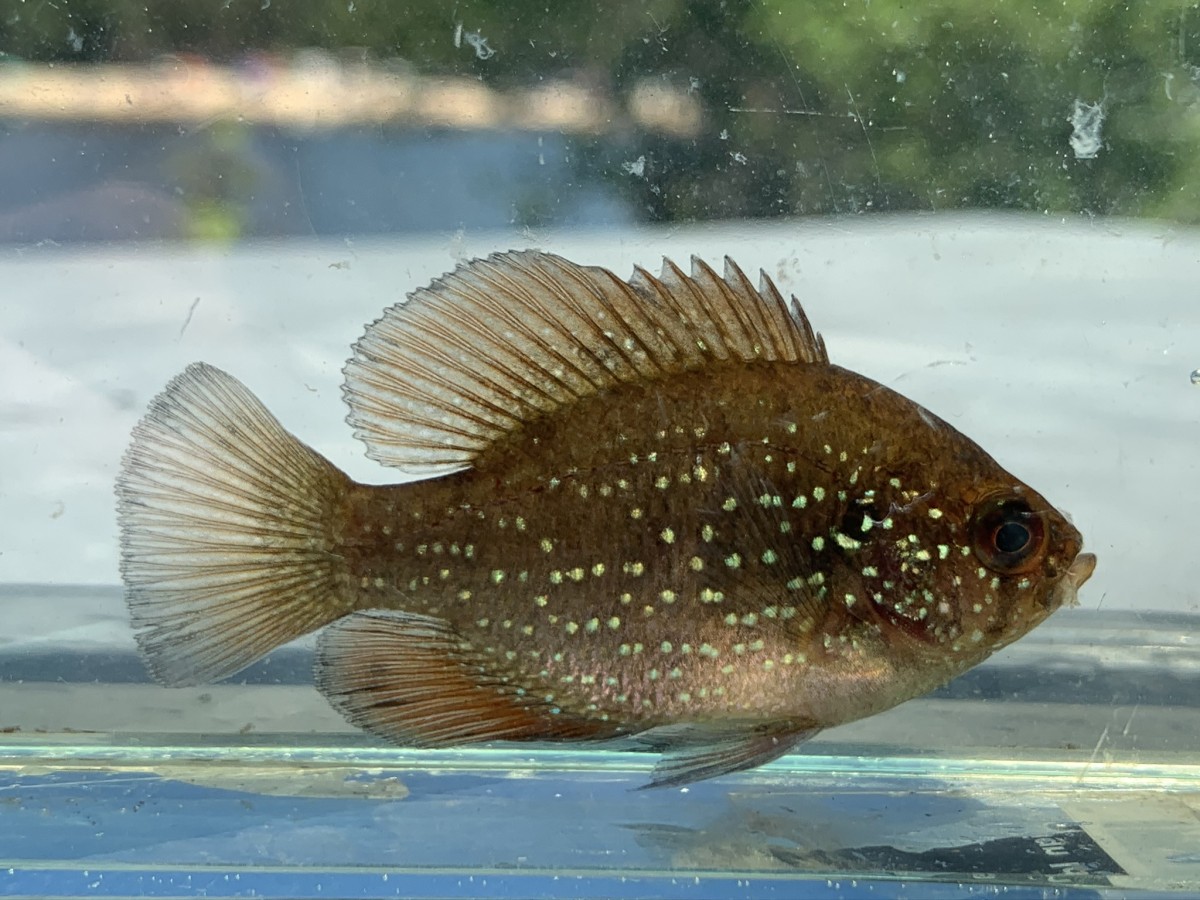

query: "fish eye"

left=970, top=495, right=1047, bottom=575
left=995, top=521, right=1030, bottom=554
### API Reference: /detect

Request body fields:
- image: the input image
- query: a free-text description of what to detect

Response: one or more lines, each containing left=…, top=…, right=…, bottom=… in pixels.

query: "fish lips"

left=1054, top=551, right=1098, bottom=609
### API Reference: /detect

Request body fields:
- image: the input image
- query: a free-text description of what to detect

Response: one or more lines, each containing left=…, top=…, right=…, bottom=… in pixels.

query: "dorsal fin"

left=343, top=251, right=828, bottom=475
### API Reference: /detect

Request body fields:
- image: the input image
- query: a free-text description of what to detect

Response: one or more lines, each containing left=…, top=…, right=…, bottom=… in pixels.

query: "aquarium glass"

left=1, top=2, right=1197, bottom=897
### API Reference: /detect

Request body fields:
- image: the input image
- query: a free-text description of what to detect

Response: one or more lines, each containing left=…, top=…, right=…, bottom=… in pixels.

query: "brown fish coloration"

left=117, top=251, right=1096, bottom=787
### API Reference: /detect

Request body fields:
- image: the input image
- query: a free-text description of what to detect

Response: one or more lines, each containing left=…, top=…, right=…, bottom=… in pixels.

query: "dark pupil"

left=995, top=521, right=1031, bottom=554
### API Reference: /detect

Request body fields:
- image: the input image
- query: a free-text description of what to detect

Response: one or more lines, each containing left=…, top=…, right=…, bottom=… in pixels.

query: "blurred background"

left=1, top=0, right=1198, bottom=243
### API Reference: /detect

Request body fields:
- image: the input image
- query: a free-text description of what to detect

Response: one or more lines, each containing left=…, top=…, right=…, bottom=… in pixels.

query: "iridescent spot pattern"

left=116, top=249, right=1096, bottom=788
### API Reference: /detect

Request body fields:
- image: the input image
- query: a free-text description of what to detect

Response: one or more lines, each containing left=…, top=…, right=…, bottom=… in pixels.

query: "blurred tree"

left=748, top=0, right=1200, bottom=221
left=1, top=0, right=1197, bottom=223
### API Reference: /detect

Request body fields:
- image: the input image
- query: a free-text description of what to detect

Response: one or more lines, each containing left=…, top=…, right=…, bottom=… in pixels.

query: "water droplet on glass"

left=1191, top=368, right=1200, bottom=385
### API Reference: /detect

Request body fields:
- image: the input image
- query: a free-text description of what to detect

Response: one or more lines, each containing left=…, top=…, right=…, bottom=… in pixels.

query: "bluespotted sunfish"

left=116, top=251, right=1096, bottom=786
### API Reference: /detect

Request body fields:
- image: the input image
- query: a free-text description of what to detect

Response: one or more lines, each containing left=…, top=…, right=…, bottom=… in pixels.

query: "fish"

left=116, top=250, right=1096, bottom=787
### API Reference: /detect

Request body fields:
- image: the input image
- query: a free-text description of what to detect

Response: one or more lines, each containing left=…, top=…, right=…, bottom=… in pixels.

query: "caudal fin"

left=116, top=363, right=353, bottom=687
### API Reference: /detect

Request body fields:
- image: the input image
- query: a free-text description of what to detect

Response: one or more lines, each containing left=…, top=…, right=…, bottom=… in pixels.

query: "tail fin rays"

left=117, top=363, right=352, bottom=687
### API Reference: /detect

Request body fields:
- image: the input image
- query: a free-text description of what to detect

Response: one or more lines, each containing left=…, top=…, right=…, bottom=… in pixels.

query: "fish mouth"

left=1055, top=551, right=1097, bottom=609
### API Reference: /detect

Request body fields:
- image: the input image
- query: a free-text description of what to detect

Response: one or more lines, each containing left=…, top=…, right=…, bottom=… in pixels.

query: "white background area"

left=1, top=213, right=1197, bottom=616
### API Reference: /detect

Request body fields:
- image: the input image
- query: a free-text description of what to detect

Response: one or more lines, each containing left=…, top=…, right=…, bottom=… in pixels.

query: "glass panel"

left=2, top=3, right=1196, bottom=896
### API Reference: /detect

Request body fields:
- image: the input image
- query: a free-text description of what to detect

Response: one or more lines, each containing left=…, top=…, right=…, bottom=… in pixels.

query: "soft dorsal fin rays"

left=343, top=251, right=828, bottom=476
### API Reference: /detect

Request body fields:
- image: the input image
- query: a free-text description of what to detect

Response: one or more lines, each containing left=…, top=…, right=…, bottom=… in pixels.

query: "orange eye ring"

left=970, top=493, right=1048, bottom=575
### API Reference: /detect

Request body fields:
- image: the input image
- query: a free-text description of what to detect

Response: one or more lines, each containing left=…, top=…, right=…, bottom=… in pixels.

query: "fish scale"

left=116, top=250, right=1095, bottom=787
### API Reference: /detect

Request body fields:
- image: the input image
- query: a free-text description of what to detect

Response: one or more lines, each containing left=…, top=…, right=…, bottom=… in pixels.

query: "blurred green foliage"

left=2, top=0, right=1198, bottom=223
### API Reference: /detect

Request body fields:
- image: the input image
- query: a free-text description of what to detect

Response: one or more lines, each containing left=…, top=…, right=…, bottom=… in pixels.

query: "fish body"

left=117, top=251, right=1095, bottom=786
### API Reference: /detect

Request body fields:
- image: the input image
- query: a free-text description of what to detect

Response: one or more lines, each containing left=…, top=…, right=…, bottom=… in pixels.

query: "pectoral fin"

left=639, top=722, right=820, bottom=789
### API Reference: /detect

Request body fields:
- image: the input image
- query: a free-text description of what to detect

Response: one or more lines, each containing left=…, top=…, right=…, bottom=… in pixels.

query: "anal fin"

left=639, top=722, right=819, bottom=789
left=315, top=610, right=611, bottom=748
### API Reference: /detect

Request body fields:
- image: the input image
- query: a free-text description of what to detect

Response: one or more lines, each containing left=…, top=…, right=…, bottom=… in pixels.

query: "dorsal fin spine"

left=695, top=255, right=760, bottom=359
left=690, top=256, right=751, bottom=360
left=747, top=266, right=798, bottom=362
left=724, top=258, right=788, bottom=359
left=627, top=266, right=697, bottom=370
left=663, top=258, right=731, bottom=360
left=703, top=256, right=760, bottom=356
left=588, top=270, right=665, bottom=379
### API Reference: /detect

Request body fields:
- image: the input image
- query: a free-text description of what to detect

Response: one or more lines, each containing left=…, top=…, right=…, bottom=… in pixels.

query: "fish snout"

left=1054, top=551, right=1097, bottom=609
left=1068, top=552, right=1097, bottom=587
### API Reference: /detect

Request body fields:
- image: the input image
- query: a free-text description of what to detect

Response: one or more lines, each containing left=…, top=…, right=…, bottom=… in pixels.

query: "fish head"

left=952, top=482, right=1096, bottom=649
left=829, top=405, right=1097, bottom=662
